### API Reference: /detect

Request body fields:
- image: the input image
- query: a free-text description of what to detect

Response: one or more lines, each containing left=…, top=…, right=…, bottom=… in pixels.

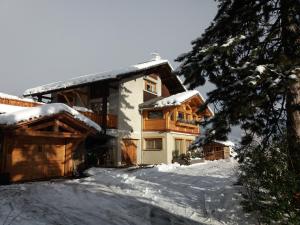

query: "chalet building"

left=23, top=56, right=213, bottom=166
left=0, top=93, right=101, bottom=183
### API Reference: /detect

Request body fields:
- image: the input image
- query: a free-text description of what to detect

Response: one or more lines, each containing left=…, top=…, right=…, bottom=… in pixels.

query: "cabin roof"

left=213, top=140, right=235, bottom=147
left=139, top=90, right=214, bottom=116
left=23, top=58, right=186, bottom=96
left=0, top=92, right=36, bottom=103
left=0, top=104, right=27, bottom=114
left=0, top=103, right=101, bottom=132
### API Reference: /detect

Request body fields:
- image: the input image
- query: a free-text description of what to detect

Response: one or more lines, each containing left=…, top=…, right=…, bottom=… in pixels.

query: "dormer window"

left=145, top=80, right=157, bottom=94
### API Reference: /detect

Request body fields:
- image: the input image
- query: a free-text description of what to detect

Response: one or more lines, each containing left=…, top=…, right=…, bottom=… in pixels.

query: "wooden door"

left=121, top=139, right=137, bottom=165
left=44, top=144, right=66, bottom=178
left=9, top=141, right=67, bottom=182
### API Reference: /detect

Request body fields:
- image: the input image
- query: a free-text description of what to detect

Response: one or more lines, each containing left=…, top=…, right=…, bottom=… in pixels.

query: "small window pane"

left=177, top=112, right=185, bottom=120
left=148, top=111, right=163, bottom=119
left=145, top=138, right=162, bottom=150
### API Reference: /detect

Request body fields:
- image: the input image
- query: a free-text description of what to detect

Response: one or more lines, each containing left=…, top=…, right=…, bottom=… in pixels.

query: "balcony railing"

left=176, top=119, right=198, bottom=127
left=79, top=111, right=118, bottom=129
left=143, top=118, right=200, bottom=134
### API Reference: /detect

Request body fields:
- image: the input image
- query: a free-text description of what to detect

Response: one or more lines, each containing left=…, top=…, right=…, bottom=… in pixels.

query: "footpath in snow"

left=0, top=159, right=254, bottom=225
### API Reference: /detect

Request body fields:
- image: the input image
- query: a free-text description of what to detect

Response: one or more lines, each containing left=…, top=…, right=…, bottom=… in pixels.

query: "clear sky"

left=0, top=0, right=217, bottom=96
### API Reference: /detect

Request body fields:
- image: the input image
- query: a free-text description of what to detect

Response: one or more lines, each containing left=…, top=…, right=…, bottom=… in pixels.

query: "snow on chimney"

left=151, top=53, right=161, bottom=61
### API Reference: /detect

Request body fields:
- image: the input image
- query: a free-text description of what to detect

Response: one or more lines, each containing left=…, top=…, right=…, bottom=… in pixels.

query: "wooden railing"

left=143, top=119, right=200, bottom=134
left=79, top=111, right=118, bottom=129
left=169, top=120, right=200, bottom=134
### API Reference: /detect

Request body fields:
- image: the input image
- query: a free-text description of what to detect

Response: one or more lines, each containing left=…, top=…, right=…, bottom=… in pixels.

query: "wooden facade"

left=142, top=95, right=205, bottom=134
left=0, top=97, right=41, bottom=107
left=0, top=113, right=96, bottom=183
left=80, top=111, right=118, bottom=129
left=203, top=142, right=231, bottom=161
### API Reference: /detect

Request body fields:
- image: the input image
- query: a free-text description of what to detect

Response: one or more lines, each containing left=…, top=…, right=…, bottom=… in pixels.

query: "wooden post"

left=38, top=95, right=42, bottom=102
left=102, top=84, right=109, bottom=134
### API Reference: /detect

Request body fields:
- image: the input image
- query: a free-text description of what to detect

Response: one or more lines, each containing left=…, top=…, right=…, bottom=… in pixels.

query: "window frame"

left=144, top=79, right=157, bottom=94
left=147, top=110, right=164, bottom=120
left=144, top=138, right=163, bottom=151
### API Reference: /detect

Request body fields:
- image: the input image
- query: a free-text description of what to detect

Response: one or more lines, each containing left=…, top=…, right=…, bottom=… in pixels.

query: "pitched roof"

left=0, top=103, right=101, bottom=132
left=139, top=90, right=214, bottom=116
left=214, top=140, right=235, bottom=147
left=139, top=90, right=200, bottom=108
left=24, top=58, right=184, bottom=96
left=0, top=92, right=36, bottom=103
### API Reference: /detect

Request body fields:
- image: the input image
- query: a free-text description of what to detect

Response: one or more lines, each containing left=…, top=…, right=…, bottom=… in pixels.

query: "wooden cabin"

left=23, top=56, right=214, bottom=166
left=0, top=94, right=100, bottom=183
left=203, top=141, right=234, bottom=161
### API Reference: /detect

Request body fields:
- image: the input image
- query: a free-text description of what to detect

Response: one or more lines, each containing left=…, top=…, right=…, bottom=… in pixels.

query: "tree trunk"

left=286, top=71, right=300, bottom=174
left=281, top=0, right=300, bottom=174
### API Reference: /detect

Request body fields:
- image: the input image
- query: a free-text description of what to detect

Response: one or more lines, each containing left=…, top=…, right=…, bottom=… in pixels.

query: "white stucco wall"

left=141, top=132, right=168, bottom=164
left=116, top=75, right=144, bottom=165
left=142, top=131, right=197, bottom=164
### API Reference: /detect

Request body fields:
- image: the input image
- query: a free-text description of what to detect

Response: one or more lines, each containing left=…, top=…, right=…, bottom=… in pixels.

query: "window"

left=177, top=112, right=185, bottom=120
left=145, top=80, right=157, bottom=94
left=175, top=139, right=185, bottom=154
left=145, top=138, right=162, bottom=150
left=148, top=111, right=163, bottom=119
left=186, top=140, right=193, bottom=151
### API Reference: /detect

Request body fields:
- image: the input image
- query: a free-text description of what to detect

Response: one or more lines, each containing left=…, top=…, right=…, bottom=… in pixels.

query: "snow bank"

left=0, top=103, right=101, bottom=132
left=155, top=163, right=182, bottom=172
left=0, top=159, right=254, bottom=225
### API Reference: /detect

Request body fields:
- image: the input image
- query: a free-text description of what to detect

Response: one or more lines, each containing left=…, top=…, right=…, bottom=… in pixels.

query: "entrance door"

left=121, top=139, right=137, bottom=165
left=44, top=144, right=66, bottom=178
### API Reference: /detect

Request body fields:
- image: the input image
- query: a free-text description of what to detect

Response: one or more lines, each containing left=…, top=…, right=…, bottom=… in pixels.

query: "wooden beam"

left=56, top=120, right=77, bottom=133
left=57, top=93, right=72, bottom=106
left=12, top=130, right=84, bottom=138
left=27, top=121, right=56, bottom=131
left=73, top=90, right=87, bottom=108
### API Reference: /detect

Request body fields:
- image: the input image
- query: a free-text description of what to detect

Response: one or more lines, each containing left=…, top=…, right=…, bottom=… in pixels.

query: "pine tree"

left=176, top=0, right=300, bottom=176
left=177, top=0, right=300, bottom=220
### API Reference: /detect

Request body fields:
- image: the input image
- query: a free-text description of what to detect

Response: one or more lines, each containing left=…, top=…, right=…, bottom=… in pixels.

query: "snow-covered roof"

left=24, top=59, right=175, bottom=96
left=140, top=90, right=201, bottom=109
left=140, top=90, right=214, bottom=116
left=0, top=92, right=36, bottom=103
left=72, top=106, right=93, bottom=113
left=214, top=140, right=235, bottom=147
left=0, top=104, right=27, bottom=114
left=0, top=103, right=101, bottom=132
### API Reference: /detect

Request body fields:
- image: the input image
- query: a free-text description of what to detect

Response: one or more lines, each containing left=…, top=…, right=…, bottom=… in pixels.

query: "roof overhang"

left=23, top=59, right=186, bottom=97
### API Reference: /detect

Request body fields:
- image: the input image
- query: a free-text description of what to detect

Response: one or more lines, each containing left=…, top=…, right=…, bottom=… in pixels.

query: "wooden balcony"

left=79, top=111, right=118, bottom=129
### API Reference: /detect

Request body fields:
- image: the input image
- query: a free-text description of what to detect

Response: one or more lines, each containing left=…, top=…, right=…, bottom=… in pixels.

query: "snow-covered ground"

left=0, top=159, right=254, bottom=225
